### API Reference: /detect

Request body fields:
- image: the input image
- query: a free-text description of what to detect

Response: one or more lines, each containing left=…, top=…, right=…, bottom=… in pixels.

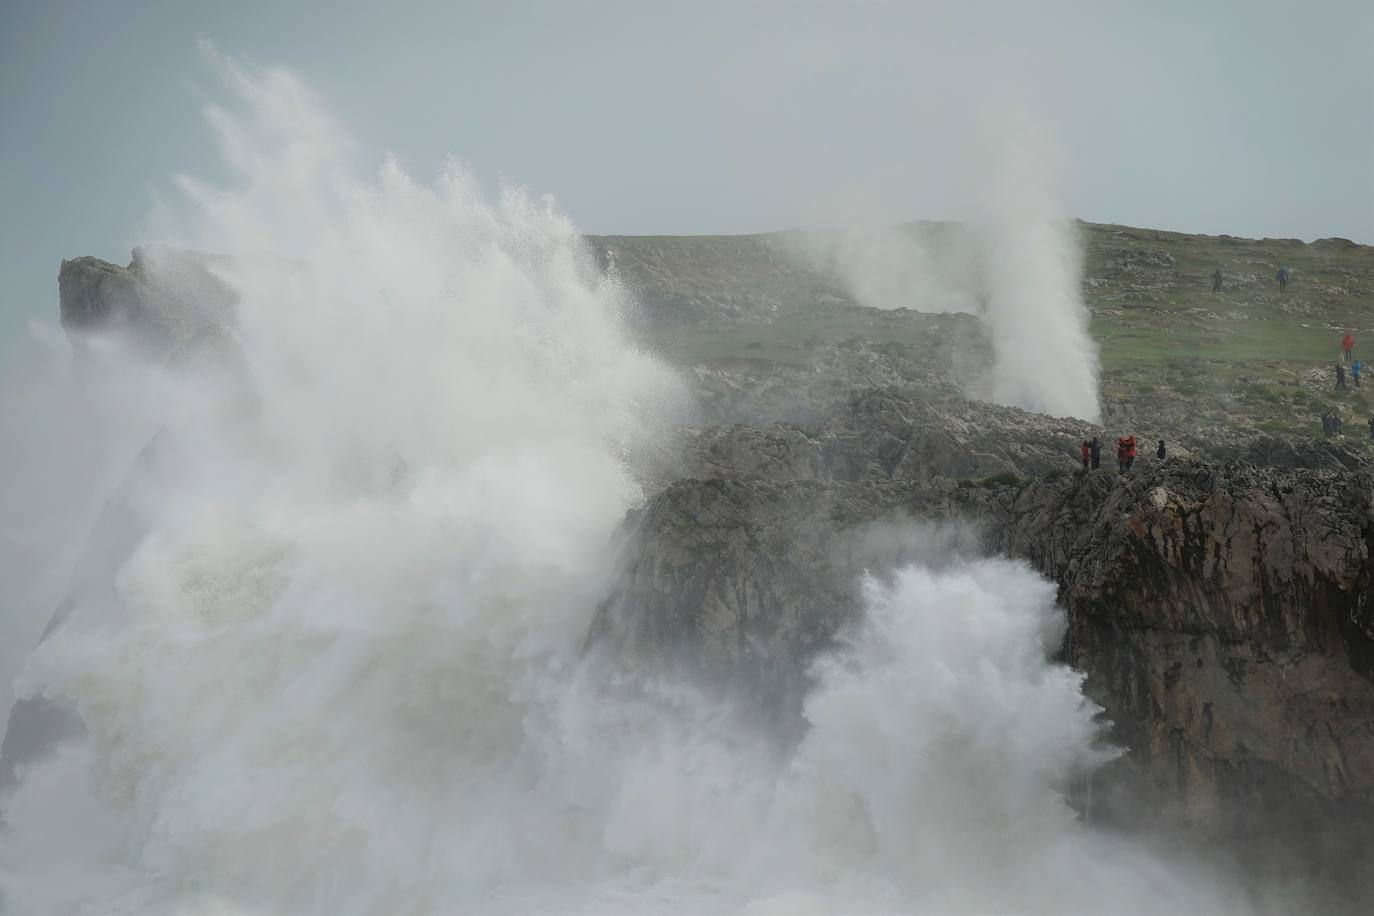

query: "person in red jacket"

left=1080, top=440, right=1091, bottom=469
left=1343, top=330, right=1354, bottom=364
left=1117, top=435, right=1137, bottom=472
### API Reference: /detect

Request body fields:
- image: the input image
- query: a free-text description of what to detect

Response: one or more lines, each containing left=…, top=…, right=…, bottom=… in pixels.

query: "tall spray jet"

left=973, top=119, right=1101, bottom=422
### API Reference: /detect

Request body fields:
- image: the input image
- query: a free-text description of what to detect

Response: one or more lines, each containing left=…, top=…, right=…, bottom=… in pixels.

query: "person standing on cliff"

left=1353, top=360, right=1362, bottom=387
left=1211, top=268, right=1223, bottom=293
left=1116, top=435, right=1137, bottom=472
left=1080, top=440, right=1091, bottom=470
left=1336, top=364, right=1347, bottom=390
left=1156, top=439, right=1166, bottom=461
left=1343, top=330, right=1354, bottom=364
left=1090, top=436, right=1101, bottom=470
left=1277, top=265, right=1290, bottom=291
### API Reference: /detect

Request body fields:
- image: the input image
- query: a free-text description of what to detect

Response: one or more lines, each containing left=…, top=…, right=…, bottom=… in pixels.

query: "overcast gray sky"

left=2, top=0, right=1371, bottom=345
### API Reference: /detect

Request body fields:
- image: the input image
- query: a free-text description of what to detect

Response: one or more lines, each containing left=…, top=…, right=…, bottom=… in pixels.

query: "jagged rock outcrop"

left=590, top=461, right=1374, bottom=904
left=59, top=246, right=236, bottom=364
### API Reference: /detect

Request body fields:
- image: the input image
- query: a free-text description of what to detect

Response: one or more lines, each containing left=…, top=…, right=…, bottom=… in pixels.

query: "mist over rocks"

left=22, top=218, right=1374, bottom=912
left=59, top=246, right=236, bottom=355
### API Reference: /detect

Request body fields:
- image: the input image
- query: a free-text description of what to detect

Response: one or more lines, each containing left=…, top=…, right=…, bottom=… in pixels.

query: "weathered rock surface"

left=590, top=461, right=1374, bottom=904
left=59, top=246, right=236, bottom=363
left=673, top=387, right=1098, bottom=484
left=669, top=385, right=1374, bottom=492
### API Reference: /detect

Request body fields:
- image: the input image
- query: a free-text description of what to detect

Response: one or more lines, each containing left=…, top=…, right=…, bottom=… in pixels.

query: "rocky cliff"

left=589, top=458, right=1374, bottom=904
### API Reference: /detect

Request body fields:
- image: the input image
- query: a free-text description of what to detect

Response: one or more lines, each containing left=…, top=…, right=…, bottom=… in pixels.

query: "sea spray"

left=793, top=119, right=1101, bottom=422
left=0, top=51, right=1249, bottom=915
left=0, top=47, right=684, bottom=914
left=973, top=118, right=1102, bottom=422
left=796, top=224, right=977, bottom=314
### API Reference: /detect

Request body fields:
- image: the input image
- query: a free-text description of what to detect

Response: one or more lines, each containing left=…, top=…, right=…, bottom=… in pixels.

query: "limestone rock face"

left=58, top=255, right=146, bottom=330
left=1038, top=465, right=1374, bottom=892
left=1211, top=434, right=1372, bottom=471
left=589, top=461, right=1374, bottom=900
left=58, top=246, right=237, bottom=362
left=675, top=387, right=1101, bottom=485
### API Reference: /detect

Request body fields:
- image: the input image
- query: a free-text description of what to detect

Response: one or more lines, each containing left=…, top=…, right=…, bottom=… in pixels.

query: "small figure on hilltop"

left=1343, top=329, right=1354, bottom=363
left=1211, top=268, right=1223, bottom=293
left=1156, top=439, right=1166, bottom=460
left=1336, top=364, right=1347, bottom=390
left=1080, top=440, right=1091, bottom=470
left=1277, top=265, right=1290, bottom=291
left=1090, top=436, right=1102, bottom=470
left=1116, top=434, right=1137, bottom=472
left=1354, top=360, right=1362, bottom=388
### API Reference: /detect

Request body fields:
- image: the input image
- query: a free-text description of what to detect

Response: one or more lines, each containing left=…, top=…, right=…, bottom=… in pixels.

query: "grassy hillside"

left=1083, top=224, right=1373, bottom=438
left=593, top=223, right=1374, bottom=441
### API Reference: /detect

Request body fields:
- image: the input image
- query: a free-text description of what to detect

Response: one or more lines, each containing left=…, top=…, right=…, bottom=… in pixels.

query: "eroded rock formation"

left=590, top=461, right=1374, bottom=902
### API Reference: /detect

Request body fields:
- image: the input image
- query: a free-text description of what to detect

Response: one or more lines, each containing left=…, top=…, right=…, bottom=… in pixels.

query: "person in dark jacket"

left=1336, top=364, right=1347, bottom=390
left=1211, top=269, right=1223, bottom=293
left=1089, top=436, right=1101, bottom=469
left=1156, top=439, right=1166, bottom=460
left=1277, top=265, right=1290, bottom=291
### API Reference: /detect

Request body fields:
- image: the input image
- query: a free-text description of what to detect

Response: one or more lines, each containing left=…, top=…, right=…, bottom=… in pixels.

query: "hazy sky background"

left=2, top=0, right=1371, bottom=345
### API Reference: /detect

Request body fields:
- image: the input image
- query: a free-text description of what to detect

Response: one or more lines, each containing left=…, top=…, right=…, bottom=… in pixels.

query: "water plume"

left=972, top=118, right=1102, bottom=421
left=794, top=119, right=1102, bottom=422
